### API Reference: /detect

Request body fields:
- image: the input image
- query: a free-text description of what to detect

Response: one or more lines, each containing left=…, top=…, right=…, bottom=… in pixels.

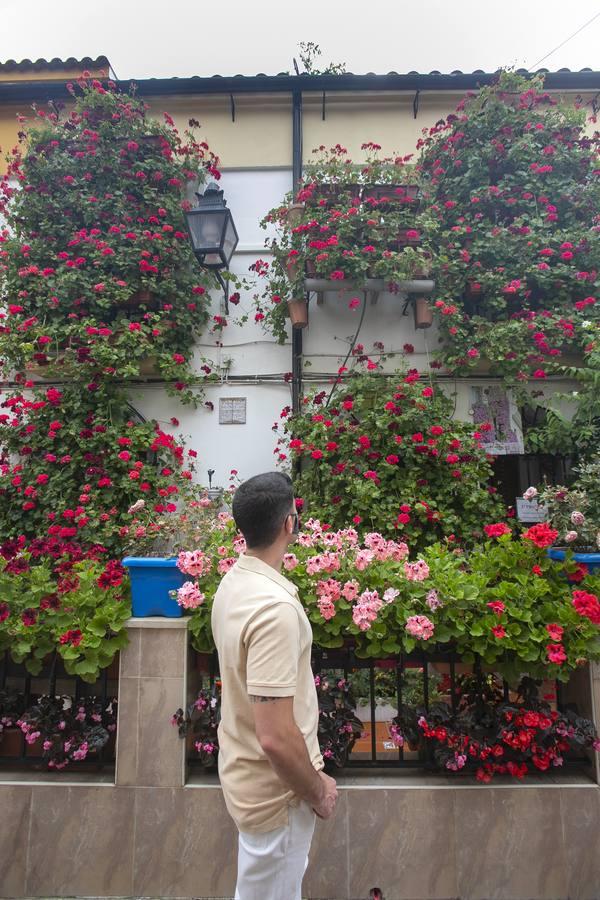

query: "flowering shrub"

left=417, top=70, right=600, bottom=389
left=394, top=675, right=600, bottom=782
left=0, top=383, right=201, bottom=555
left=0, top=546, right=129, bottom=678
left=275, top=366, right=503, bottom=547
left=0, top=74, right=223, bottom=403
left=252, top=143, right=431, bottom=342
left=175, top=513, right=600, bottom=681
left=13, top=692, right=117, bottom=770
left=534, top=456, right=600, bottom=550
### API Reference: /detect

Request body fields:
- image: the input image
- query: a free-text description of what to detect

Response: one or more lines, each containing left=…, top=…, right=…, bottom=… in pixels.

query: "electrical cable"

left=529, top=10, right=600, bottom=70
left=324, top=290, right=368, bottom=407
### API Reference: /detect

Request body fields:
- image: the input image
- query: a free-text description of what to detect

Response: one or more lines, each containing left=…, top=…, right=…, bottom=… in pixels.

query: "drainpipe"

left=291, top=88, right=303, bottom=415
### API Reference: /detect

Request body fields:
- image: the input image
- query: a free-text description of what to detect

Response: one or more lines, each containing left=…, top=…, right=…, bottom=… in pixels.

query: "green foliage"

left=0, top=554, right=129, bottom=680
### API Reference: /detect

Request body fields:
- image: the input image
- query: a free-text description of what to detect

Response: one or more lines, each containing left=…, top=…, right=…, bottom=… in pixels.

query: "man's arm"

left=250, top=695, right=337, bottom=818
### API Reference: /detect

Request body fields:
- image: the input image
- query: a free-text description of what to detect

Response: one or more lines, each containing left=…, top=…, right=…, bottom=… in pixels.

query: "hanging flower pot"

left=138, top=356, right=160, bottom=377
left=396, top=229, right=422, bottom=246
left=287, top=298, right=309, bottom=329
left=281, top=203, right=305, bottom=226
left=414, top=297, right=433, bottom=329
left=466, top=281, right=482, bottom=297
left=124, top=288, right=157, bottom=308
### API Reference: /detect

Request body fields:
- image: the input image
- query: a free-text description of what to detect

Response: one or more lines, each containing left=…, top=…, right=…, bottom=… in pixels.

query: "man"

left=211, top=471, right=338, bottom=900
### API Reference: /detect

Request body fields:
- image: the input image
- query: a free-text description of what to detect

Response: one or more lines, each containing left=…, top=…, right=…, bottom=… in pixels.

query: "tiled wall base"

left=1, top=781, right=599, bottom=899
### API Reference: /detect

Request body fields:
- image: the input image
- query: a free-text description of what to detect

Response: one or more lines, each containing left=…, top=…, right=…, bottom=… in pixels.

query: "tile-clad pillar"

left=591, top=662, right=600, bottom=783
left=115, top=616, right=189, bottom=787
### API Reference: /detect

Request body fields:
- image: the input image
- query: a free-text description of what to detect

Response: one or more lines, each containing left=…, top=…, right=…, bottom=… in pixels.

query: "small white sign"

left=219, top=397, right=247, bottom=425
left=516, top=497, right=548, bottom=523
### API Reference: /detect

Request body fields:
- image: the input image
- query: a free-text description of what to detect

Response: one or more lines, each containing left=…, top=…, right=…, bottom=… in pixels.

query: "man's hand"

left=312, top=771, right=338, bottom=819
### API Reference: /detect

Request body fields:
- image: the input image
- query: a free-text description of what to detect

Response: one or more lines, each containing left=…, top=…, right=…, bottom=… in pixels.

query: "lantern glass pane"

left=221, top=216, right=239, bottom=265
left=187, top=210, right=227, bottom=251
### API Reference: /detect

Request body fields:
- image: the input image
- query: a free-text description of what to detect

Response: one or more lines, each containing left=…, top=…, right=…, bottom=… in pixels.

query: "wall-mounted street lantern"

left=184, top=182, right=239, bottom=312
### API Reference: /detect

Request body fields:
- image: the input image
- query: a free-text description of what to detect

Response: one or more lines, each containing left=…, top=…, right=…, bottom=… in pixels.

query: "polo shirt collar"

left=236, top=553, right=298, bottom=598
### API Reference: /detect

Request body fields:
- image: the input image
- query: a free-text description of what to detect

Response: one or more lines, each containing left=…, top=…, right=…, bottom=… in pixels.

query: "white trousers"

left=234, top=801, right=316, bottom=900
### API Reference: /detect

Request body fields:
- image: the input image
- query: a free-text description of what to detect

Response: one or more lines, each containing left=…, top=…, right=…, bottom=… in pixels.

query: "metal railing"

left=0, top=650, right=118, bottom=770
left=189, top=646, right=571, bottom=770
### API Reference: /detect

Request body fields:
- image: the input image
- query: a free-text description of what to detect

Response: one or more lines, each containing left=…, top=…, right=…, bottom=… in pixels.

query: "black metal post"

left=291, top=89, right=303, bottom=416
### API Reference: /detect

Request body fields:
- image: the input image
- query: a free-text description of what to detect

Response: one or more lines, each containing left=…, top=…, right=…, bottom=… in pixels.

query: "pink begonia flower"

left=318, top=597, right=336, bottom=620
left=405, top=615, right=435, bottom=640
left=383, top=587, right=400, bottom=604
left=317, top=578, right=342, bottom=601
left=355, top=549, right=375, bottom=571
left=176, top=581, right=205, bottom=610
left=218, top=557, right=236, bottom=575
left=352, top=589, right=382, bottom=631
left=177, top=549, right=211, bottom=577
left=233, top=535, right=247, bottom=555
left=283, top=552, right=299, bottom=570
left=564, top=531, right=578, bottom=543
left=404, top=560, right=430, bottom=582
left=523, top=487, right=538, bottom=501
left=426, top=589, right=442, bottom=611
left=571, top=511, right=585, bottom=526
left=342, top=579, right=360, bottom=601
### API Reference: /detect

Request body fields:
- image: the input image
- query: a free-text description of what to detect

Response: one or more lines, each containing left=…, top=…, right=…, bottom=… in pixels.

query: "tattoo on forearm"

left=248, top=695, right=286, bottom=703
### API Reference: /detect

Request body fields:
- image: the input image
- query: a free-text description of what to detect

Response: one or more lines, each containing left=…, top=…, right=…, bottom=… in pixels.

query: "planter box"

left=0, top=727, right=25, bottom=758
left=356, top=701, right=398, bottom=723
left=548, top=549, right=600, bottom=574
left=122, top=557, right=188, bottom=617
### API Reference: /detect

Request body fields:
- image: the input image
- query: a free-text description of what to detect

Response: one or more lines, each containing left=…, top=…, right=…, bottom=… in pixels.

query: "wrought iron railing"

left=0, top=650, right=118, bottom=770
left=188, top=646, right=572, bottom=770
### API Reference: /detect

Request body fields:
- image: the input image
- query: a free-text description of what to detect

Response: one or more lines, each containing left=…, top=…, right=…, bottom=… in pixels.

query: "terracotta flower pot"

left=138, top=356, right=160, bottom=377
left=125, top=289, right=155, bottom=307
left=362, top=184, right=419, bottom=204
left=396, top=229, right=422, bottom=246
left=287, top=298, right=308, bottom=329
left=0, top=727, right=25, bottom=758
left=281, top=203, right=305, bottom=226
left=414, top=297, right=433, bottom=329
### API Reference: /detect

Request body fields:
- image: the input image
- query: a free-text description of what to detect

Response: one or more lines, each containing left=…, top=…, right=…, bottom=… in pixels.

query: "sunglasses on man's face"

left=288, top=512, right=300, bottom=534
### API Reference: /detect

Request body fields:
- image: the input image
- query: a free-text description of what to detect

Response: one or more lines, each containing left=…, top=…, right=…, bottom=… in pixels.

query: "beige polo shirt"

left=211, top=553, right=323, bottom=833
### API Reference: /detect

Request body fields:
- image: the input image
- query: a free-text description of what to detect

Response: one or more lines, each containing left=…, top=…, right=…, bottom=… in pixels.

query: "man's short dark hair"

left=232, top=472, right=294, bottom=549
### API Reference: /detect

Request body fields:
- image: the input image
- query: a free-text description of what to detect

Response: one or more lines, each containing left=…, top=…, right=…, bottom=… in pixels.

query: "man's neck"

left=245, top=546, right=284, bottom=573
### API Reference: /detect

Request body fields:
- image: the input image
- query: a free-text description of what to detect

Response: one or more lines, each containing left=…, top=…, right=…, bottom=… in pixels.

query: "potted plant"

left=532, top=457, right=600, bottom=573
left=15, top=693, right=117, bottom=770
left=393, top=675, right=600, bottom=782
left=0, top=687, right=27, bottom=758
left=172, top=683, right=221, bottom=769
left=315, top=673, right=364, bottom=770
